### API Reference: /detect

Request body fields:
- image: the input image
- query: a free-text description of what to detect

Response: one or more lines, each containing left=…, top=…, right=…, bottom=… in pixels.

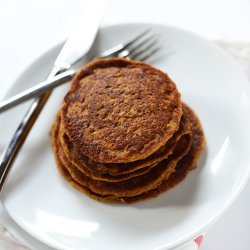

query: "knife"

left=0, top=0, right=105, bottom=194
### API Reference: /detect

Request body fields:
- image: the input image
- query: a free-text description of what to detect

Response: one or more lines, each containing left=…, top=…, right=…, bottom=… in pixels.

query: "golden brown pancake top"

left=61, top=58, right=182, bottom=163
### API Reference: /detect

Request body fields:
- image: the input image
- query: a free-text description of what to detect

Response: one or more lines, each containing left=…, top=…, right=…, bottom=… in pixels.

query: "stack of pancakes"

left=51, top=58, right=205, bottom=203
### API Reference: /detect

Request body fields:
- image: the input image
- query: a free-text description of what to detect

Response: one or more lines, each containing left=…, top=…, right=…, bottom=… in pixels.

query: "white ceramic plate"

left=1, top=23, right=250, bottom=250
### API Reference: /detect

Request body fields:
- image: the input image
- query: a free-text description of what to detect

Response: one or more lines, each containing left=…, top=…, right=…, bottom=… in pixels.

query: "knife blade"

left=0, top=0, right=105, bottom=194
left=55, top=0, right=105, bottom=69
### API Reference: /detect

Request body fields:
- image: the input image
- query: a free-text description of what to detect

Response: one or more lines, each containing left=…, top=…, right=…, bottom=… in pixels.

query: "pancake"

left=61, top=58, right=182, bottom=163
left=53, top=123, right=192, bottom=197
left=52, top=103, right=205, bottom=203
left=59, top=109, right=191, bottom=177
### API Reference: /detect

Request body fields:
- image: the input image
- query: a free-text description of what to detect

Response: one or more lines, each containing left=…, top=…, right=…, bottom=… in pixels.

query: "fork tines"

left=98, top=29, right=161, bottom=62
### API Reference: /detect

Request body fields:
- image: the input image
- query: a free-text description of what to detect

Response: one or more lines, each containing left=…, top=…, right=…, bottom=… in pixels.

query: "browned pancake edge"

left=52, top=121, right=192, bottom=197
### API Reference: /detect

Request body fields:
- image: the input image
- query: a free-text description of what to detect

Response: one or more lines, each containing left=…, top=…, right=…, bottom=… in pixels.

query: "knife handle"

left=0, top=67, right=64, bottom=195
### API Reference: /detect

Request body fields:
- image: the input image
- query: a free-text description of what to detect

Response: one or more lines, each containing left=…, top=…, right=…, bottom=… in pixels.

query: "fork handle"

left=0, top=70, right=75, bottom=113
left=0, top=67, right=64, bottom=195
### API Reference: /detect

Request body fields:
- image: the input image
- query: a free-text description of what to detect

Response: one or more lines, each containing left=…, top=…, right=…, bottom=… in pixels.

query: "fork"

left=0, top=30, right=160, bottom=113
left=0, top=30, right=160, bottom=193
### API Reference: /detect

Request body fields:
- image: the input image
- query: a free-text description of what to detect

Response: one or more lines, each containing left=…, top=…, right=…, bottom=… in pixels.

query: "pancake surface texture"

left=61, top=58, right=182, bottom=163
left=51, top=58, right=205, bottom=203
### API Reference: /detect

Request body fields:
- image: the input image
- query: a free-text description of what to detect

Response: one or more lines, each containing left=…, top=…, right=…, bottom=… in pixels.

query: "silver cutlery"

left=0, top=0, right=105, bottom=194
left=0, top=30, right=159, bottom=113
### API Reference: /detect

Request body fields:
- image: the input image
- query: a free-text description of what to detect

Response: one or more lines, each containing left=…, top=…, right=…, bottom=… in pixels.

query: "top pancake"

left=61, top=58, right=182, bottom=163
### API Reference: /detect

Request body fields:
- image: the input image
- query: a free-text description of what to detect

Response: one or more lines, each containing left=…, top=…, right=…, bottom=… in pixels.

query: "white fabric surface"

left=0, top=41, right=249, bottom=250
left=0, top=224, right=29, bottom=250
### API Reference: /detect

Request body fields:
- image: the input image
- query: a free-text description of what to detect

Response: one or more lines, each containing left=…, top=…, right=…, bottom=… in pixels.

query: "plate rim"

left=2, top=22, right=250, bottom=250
